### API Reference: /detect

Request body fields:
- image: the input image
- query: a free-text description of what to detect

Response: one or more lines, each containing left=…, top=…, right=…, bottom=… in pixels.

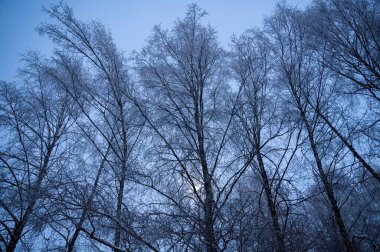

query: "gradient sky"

left=0, top=0, right=310, bottom=82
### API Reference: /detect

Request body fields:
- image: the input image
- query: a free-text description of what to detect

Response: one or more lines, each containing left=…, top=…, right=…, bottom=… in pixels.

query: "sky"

left=0, top=0, right=310, bottom=82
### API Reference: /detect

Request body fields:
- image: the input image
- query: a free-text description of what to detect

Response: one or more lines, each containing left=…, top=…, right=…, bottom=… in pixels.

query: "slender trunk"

left=200, top=148, right=217, bottom=252
left=66, top=212, right=86, bottom=252
left=194, top=95, right=217, bottom=252
left=302, top=114, right=355, bottom=252
left=114, top=160, right=127, bottom=251
left=114, top=105, right=128, bottom=251
left=66, top=147, right=109, bottom=252
left=250, top=77, right=286, bottom=251
left=7, top=202, right=36, bottom=252
left=315, top=109, right=380, bottom=182
left=6, top=141, right=56, bottom=252
left=286, top=70, right=355, bottom=251
left=256, top=152, right=286, bottom=252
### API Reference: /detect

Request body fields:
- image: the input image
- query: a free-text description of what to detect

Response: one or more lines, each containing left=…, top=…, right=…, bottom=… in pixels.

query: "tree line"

left=0, top=0, right=379, bottom=251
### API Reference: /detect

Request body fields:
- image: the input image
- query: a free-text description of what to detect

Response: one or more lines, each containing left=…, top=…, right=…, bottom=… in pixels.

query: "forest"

left=0, top=0, right=379, bottom=251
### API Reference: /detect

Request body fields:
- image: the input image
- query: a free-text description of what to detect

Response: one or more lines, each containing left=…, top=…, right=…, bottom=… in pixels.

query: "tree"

left=231, top=29, right=303, bottom=252
left=0, top=53, right=76, bottom=252
left=264, top=4, right=356, bottom=251
left=38, top=4, right=150, bottom=251
left=133, top=4, right=253, bottom=251
left=305, top=0, right=380, bottom=183
left=311, top=0, right=380, bottom=102
left=1, top=1, right=379, bottom=251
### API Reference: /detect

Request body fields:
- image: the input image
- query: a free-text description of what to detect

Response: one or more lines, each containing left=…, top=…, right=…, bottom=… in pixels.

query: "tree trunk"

left=201, top=150, right=217, bottom=252
left=114, top=105, right=128, bottom=251
left=6, top=141, right=56, bottom=252
left=302, top=113, right=355, bottom=252
left=114, top=162, right=127, bottom=251
left=256, top=152, right=286, bottom=252
left=286, top=69, right=355, bottom=251
left=315, top=108, right=380, bottom=182
left=66, top=147, right=109, bottom=252
left=195, top=94, right=217, bottom=252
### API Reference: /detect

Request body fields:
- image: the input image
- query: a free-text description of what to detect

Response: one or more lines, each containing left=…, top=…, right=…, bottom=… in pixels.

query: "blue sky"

left=0, top=0, right=310, bottom=82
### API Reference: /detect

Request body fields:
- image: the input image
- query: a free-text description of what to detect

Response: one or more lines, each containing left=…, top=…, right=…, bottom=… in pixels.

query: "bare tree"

left=311, top=0, right=380, bottom=102
left=0, top=53, right=76, bottom=252
left=37, top=4, right=150, bottom=251
left=1, top=1, right=379, bottom=251
left=304, top=0, right=380, bottom=183
left=264, top=4, right=356, bottom=251
left=133, top=4, right=254, bottom=251
left=231, top=29, right=304, bottom=252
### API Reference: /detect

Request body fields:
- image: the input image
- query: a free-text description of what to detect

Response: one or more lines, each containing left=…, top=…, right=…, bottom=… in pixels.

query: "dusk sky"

left=0, top=0, right=310, bottom=82
left=1, top=1, right=378, bottom=251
